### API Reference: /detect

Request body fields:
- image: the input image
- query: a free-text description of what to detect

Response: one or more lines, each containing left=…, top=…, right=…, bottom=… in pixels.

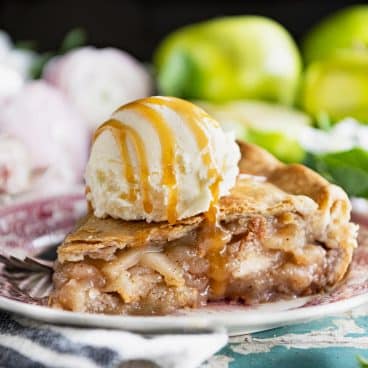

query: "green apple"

left=154, top=16, right=302, bottom=104
left=197, top=100, right=310, bottom=162
left=303, top=5, right=368, bottom=64
left=301, top=51, right=368, bottom=123
left=198, top=100, right=312, bottom=134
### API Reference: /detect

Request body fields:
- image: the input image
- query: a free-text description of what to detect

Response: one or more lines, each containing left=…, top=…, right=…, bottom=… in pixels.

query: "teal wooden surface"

left=204, top=305, right=368, bottom=368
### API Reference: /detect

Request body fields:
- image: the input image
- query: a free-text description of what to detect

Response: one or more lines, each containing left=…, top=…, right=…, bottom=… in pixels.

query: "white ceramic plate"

left=1, top=194, right=368, bottom=336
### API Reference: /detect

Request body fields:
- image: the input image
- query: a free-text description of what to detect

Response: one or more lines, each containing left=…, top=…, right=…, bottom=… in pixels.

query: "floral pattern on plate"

left=0, top=193, right=86, bottom=255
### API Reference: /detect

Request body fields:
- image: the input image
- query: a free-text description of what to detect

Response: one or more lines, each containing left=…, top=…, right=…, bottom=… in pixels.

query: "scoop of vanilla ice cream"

left=85, top=96, right=240, bottom=223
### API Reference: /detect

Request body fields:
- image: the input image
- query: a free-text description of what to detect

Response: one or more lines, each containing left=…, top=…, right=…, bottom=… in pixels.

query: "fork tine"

left=0, top=253, right=14, bottom=268
left=28, top=275, right=53, bottom=298
left=18, top=273, right=41, bottom=290
left=2, top=272, right=35, bottom=280
left=24, top=257, right=54, bottom=270
left=0, top=253, right=53, bottom=272
left=8, top=256, right=32, bottom=269
left=0, top=255, right=25, bottom=271
left=0, top=252, right=54, bottom=300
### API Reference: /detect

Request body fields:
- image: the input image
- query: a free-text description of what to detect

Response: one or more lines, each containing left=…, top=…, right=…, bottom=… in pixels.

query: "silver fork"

left=0, top=253, right=54, bottom=299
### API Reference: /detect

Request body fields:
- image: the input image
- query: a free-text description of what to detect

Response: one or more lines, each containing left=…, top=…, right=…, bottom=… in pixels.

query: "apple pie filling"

left=49, top=209, right=353, bottom=315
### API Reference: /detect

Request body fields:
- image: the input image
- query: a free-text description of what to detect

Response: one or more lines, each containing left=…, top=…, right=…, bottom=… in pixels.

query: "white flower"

left=3, top=48, right=37, bottom=79
left=0, top=64, right=24, bottom=99
left=0, top=30, right=12, bottom=59
left=43, top=47, right=153, bottom=129
left=0, top=30, right=36, bottom=79
left=299, top=118, right=368, bottom=154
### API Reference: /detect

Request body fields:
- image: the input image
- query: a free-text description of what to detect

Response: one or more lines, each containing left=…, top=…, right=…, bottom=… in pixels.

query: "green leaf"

left=30, top=51, right=55, bottom=79
left=315, top=111, right=333, bottom=131
left=15, top=40, right=37, bottom=51
left=60, top=28, right=87, bottom=53
left=305, top=148, right=368, bottom=197
left=357, top=355, right=368, bottom=367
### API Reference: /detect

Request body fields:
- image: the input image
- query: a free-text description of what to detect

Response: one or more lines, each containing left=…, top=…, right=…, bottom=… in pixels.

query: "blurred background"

left=0, top=0, right=364, bottom=61
left=1, top=0, right=368, bottom=208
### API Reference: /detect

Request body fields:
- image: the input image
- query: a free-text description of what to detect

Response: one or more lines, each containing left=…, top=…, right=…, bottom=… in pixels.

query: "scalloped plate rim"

left=1, top=288, right=368, bottom=336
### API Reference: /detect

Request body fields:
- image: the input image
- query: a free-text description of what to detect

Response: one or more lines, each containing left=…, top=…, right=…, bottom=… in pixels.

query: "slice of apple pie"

left=49, top=143, right=358, bottom=315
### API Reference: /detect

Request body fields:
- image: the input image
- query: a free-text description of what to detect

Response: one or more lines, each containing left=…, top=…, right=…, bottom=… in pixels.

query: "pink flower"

left=43, top=47, right=153, bottom=130
left=0, top=81, right=89, bottom=188
left=0, top=134, right=31, bottom=195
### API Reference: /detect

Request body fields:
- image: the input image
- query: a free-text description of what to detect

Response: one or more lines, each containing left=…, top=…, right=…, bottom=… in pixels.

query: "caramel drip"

left=94, top=121, right=136, bottom=202
left=198, top=212, right=230, bottom=298
left=207, top=231, right=230, bottom=297
left=85, top=185, right=93, bottom=213
left=119, top=129, right=136, bottom=202
left=94, top=119, right=152, bottom=214
left=119, top=101, right=178, bottom=224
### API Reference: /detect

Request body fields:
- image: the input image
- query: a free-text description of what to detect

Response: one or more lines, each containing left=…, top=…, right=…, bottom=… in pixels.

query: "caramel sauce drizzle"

left=118, top=101, right=178, bottom=224
left=94, top=119, right=152, bottom=214
left=94, top=96, right=228, bottom=296
left=145, top=97, right=222, bottom=226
